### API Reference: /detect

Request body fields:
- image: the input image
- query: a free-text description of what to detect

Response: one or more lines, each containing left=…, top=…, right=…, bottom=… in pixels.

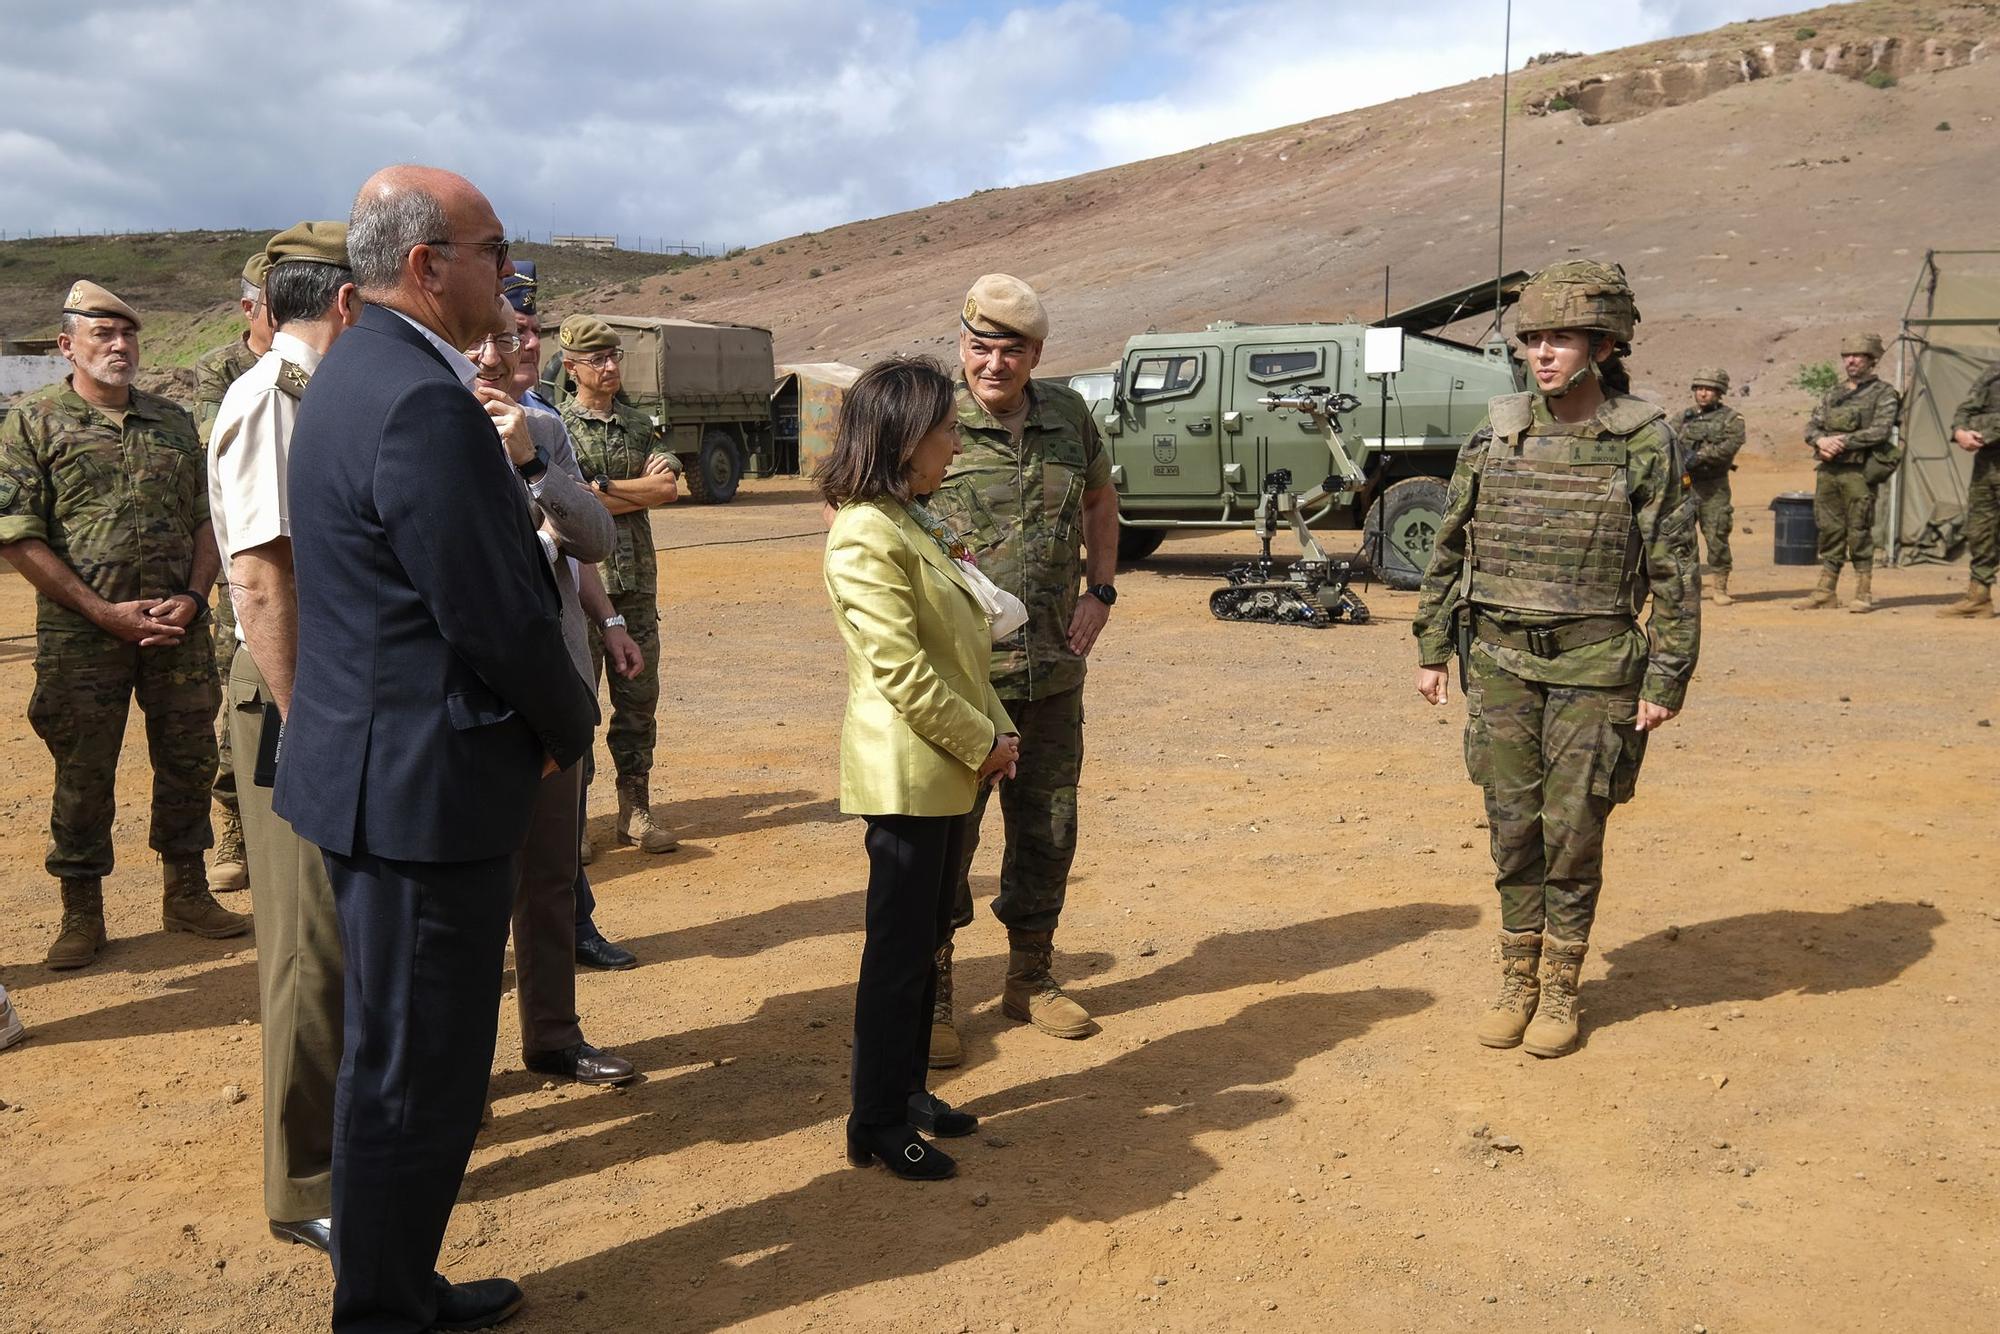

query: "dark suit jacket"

left=275, top=303, right=596, bottom=861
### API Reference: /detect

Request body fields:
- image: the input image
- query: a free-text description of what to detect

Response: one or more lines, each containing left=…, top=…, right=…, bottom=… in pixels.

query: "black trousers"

left=324, top=847, right=518, bottom=1334
left=852, top=813, right=963, bottom=1126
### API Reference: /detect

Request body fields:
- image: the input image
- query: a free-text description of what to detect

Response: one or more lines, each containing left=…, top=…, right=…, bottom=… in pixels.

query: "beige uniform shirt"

left=207, top=331, right=322, bottom=644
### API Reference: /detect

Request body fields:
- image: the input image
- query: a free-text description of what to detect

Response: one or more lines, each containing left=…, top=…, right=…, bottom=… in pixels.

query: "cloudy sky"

left=1, top=1, right=1842, bottom=250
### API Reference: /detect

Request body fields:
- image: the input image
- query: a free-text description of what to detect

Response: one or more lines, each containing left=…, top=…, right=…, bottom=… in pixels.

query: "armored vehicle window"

left=1245, top=349, right=1322, bottom=382
left=1129, top=353, right=1203, bottom=400
left=1068, top=372, right=1115, bottom=402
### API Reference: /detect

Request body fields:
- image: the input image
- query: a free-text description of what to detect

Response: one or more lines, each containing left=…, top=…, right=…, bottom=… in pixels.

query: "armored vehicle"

left=1086, top=273, right=1526, bottom=587
left=540, top=314, right=776, bottom=504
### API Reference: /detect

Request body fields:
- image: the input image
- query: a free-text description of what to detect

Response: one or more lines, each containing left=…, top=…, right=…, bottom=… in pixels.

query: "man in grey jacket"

left=470, top=312, right=636, bottom=1086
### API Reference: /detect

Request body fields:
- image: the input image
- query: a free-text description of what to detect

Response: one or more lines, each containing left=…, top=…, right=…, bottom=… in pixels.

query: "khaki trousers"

left=227, top=645, right=342, bottom=1224
left=513, top=762, right=585, bottom=1055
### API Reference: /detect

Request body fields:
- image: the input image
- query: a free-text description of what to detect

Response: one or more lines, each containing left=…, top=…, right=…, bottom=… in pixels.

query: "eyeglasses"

left=423, top=238, right=511, bottom=269
left=463, top=333, right=522, bottom=355
left=577, top=350, right=624, bottom=368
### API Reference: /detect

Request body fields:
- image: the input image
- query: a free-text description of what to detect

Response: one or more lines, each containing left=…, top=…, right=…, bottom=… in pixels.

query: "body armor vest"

left=1469, top=397, right=1659, bottom=617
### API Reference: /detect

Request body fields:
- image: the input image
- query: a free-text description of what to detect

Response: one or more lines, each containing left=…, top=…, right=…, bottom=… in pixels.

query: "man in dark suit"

left=277, top=164, right=595, bottom=1334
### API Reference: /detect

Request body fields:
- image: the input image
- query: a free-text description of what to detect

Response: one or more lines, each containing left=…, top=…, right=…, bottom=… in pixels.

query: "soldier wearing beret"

left=192, top=245, right=276, bottom=894
left=926, top=273, right=1120, bottom=1063
left=0, top=281, right=249, bottom=970
left=1795, top=331, right=1901, bottom=613
left=1938, top=331, right=2000, bottom=619
left=208, top=221, right=360, bottom=1253
left=1676, top=368, right=1746, bottom=606
left=559, top=316, right=683, bottom=857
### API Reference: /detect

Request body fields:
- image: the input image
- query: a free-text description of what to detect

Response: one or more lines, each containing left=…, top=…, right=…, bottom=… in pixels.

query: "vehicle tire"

left=1116, top=527, right=1166, bottom=563
left=683, top=428, right=743, bottom=504
left=1362, top=475, right=1449, bottom=591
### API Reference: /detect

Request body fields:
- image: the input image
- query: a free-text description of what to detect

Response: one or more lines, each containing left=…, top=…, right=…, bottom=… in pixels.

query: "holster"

left=1453, top=601, right=1473, bottom=692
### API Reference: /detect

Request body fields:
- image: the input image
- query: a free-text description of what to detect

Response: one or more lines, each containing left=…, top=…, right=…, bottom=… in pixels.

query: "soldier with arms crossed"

left=1937, top=336, right=2000, bottom=619
left=1676, top=367, right=1745, bottom=606
left=1794, top=331, right=1901, bottom=614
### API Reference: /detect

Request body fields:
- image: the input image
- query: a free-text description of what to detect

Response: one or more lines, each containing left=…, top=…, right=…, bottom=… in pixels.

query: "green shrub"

left=1936, top=120, right=1952, bottom=131
left=747, top=255, right=764, bottom=266
left=679, top=292, right=697, bottom=302
left=1547, top=96, right=1574, bottom=112
left=807, top=267, right=823, bottom=278
left=1795, top=26, right=1816, bottom=39
left=1863, top=69, right=1895, bottom=89
left=1796, top=361, right=1838, bottom=395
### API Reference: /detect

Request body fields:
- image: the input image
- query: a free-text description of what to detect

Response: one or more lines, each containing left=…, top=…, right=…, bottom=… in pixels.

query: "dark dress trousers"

left=277, top=304, right=594, bottom=1333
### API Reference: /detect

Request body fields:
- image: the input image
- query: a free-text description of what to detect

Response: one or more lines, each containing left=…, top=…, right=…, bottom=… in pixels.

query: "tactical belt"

left=1475, top=612, right=1633, bottom=659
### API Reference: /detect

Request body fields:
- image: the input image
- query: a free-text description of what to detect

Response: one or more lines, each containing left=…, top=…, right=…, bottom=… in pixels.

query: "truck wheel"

left=1362, top=476, right=1449, bottom=591
left=683, top=428, right=743, bottom=504
left=1116, top=528, right=1166, bottom=563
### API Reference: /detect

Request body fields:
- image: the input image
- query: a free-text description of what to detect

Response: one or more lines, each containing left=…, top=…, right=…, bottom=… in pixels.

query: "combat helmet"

left=1513, top=260, right=1639, bottom=351
left=1839, top=330, right=1884, bottom=360
left=1691, top=367, right=1730, bottom=391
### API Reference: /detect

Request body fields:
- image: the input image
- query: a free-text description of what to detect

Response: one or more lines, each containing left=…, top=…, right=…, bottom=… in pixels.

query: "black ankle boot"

left=907, top=1091, right=978, bottom=1138
left=845, top=1119, right=956, bottom=1180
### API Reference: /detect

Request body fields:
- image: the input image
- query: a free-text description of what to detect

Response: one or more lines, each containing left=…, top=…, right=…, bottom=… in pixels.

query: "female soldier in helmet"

left=1410, top=260, right=1701, bottom=1058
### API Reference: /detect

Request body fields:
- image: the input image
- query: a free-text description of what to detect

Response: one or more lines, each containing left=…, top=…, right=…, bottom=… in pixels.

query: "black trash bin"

left=1770, top=492, right=1817, bottom=565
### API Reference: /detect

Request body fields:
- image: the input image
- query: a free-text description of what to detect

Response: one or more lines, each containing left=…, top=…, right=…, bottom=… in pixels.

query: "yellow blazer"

left=825, top=499, right=1014, bottom=816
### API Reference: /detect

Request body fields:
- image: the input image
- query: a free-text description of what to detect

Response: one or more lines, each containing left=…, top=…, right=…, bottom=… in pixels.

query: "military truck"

left=540, top=314, right=776, bottom=504
left=1085, top=273, right=1527, bottom=587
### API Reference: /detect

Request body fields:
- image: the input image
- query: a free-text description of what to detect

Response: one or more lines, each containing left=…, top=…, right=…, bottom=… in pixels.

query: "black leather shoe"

left=268, top=1216, right=332, bottom=1255
left=575, top=934, right=638, bottom=970
left=429, top=1275, right=524, bottom=1331
left=907, top=1091, right=978, bottom=1138
left=524, top=1041, right=637, bottom=1086
left=846, top=1119, right=956, bottom=1180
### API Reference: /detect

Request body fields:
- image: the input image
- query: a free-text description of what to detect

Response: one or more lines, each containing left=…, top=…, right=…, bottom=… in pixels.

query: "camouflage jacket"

left=192, top=335, right=258, bottom=446
left=1804, top=374, right=1900, bottom=465
left=1675, top=402, right=1745, bottom=480
left=0, top=381, right=211, bottom=634
left=1951, top=359, right=2000, bottom=445
left=561, top=399, right=672, bottom=599
left=929, top=379, right=1111, bottom=701
left=1413, top=392, right=1701, bottom=711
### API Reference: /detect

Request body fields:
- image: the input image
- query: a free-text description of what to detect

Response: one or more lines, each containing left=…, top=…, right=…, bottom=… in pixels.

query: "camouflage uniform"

left=563, top=399, right=669, bottom=783
left=1676, top=399, right=1745, bottom=576
left=192, top=336, right=258, bottom=863
left=929, top=378, right=1110, bottom=934
left=1414, top=391, right=1700, bottom=944
left=0, top=382, right=220, bottom=880
left=1804, top=374, right=1901, bottom=572
left=1950, top=359, right=2000, bottom=590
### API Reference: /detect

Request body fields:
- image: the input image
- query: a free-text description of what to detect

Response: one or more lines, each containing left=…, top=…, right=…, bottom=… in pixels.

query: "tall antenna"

left=1494, top=0, right=1513, bottom=326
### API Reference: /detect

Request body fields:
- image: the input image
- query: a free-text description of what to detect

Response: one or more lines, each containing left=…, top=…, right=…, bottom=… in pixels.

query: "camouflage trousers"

left=1813, top=466, right=1878, bottom=572
left=1967, top=448, right=2000, bottom=587
left=1691, top=475, right=1734, bottom=576
left=211, top=581, right=240, bottom=821
left=586, top=589, right=661, bottom=784
left=1463, top=653, right=1645, bottom=943
left=952, top=686, right=1082, bottom=935
left=28, top=626, right=220, bottom=880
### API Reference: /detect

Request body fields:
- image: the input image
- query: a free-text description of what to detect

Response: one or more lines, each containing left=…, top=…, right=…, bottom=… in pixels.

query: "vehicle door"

left=1122, top=346, right=1222, bottom=497
left=1230, top=341, right=1342, bottom=495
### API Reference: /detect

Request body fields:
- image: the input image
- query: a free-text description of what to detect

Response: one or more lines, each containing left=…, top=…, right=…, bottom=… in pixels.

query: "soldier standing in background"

left=1677, top=368, right=1745, bottom=606
left=1794, top=331, right=1901, bottom=614
left=192, top=246, right=275, bottom=894
left=1937, top=341, right=2000, bottom=619
left=1413, top=261, right=1699, bottom=1059
left=927, top=274, right=1120, bottom=1064
left=0, top=281, right=249, bottom=970
left=559, top=316, right=683, bottom=857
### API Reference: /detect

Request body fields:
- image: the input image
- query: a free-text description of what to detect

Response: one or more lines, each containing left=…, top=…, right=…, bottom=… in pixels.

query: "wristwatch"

left=515, top=453, right=548, bottom=483
left=601, top=614, right=627, bottom=630
left=1087, top=583, right=1117, bottom=607
left=593, top=473, right=611, bottom=493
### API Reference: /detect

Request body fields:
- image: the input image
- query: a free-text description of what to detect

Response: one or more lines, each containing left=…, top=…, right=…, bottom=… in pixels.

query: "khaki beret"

left=62, top=279, right=141, bottom=330
left=1690, top=367, right=1730, bottom=391
left=960, top=273, right=1048, bottom=343
left=1840, top=330, right=1884, bottom=359
left=560, top=315, right=620, bottom=355
left=242, top=249, right=271, bottom=288
left=265, top=220, right=350, bottom=270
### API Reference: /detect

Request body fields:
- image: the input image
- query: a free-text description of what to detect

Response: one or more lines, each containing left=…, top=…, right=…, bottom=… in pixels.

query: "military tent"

left=771, top=362, right=862, bottom=476
left=1887, top=250, right=2000, bottom=564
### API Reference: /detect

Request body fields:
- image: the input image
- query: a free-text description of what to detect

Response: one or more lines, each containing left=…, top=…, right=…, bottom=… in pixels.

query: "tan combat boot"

left=1474, top=929, right=1541, bottom=1049
left=162, top=857, right=252, bottom=939
left=929, top=938, right=962, bottom=1069
left=1846, top=567, right=1874, bottom=614
left=209, top=807, right=248, bottom=893
left=1936, top=579, right=1993, bottom=618
left=46, top=877, right=107, bottom=971
left=1001, top=929, right=1093, bottom=1038
left=1709, top=572, right=1734, bottom=607
left=1522, top=935, right=1588, bottom=1058
left=616, top=778, right=679, bottom=853
left=1792, top=567, right=1840, bottom=610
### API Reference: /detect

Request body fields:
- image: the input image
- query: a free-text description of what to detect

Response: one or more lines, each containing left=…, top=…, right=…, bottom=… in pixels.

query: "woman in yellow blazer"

left=819, top=358, right=1019, bottom=1181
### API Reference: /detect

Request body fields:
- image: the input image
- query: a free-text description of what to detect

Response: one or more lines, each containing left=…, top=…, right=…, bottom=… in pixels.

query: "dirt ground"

left=0, top=464, right=1994, bottom=1334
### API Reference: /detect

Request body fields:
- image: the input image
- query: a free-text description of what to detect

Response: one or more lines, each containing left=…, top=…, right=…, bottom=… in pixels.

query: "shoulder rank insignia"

left=276, top=360, right=312, bottom=399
